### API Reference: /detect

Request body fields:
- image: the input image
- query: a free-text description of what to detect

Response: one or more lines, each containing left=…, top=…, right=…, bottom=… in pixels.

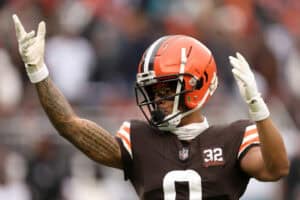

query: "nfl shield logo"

left=178, top=147, right=189, bottom=161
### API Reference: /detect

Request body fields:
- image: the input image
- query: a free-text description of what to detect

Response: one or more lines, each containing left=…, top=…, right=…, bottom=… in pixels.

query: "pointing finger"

left=37, top=21, right=46, bottom=38
left=12, top=14, right=27, bottom=40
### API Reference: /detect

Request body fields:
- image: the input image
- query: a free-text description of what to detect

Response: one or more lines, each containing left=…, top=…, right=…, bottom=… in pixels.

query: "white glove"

left=12, top=14, right=49, bottom=83
left=229, top=52, right=270, bottom=121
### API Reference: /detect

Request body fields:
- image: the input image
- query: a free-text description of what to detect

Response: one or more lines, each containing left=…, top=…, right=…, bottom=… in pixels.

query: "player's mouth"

left=158, top=107, right=172, bottom=116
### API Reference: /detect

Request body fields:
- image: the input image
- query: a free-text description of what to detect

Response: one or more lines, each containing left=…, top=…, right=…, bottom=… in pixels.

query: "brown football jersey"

left=116, top=120, right=260, bottom=200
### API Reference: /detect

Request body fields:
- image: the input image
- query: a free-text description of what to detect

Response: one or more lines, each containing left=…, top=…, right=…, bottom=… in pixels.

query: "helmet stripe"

left=172, top=48, right=187, bottom=114
left=143, top=36, right=169, bottom=72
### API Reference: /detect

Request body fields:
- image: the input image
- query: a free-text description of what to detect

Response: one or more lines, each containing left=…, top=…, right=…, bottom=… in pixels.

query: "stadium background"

left=0, top=0, right=300, bottom=199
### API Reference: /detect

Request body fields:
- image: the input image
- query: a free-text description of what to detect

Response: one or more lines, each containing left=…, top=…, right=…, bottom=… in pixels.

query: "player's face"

left=151, top=82, right=177, bottom=116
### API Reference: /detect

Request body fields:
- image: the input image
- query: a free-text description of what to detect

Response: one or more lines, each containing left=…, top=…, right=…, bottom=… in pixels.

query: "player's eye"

left=152, top=85, right=174, bottom=98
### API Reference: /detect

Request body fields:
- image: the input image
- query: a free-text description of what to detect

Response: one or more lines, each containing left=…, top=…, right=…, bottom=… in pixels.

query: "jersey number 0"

left=163, top=169, right=202, bottom=200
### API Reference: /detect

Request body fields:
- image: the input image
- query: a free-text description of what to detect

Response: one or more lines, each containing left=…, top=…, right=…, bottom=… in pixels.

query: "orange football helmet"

left=135, top=35, right=218, bottom=129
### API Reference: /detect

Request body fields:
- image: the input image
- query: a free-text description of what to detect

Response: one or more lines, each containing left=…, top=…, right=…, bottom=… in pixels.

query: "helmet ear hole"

left=195, top=77, right=203, bottom=90
left=204, top=71, right=208, bottom=82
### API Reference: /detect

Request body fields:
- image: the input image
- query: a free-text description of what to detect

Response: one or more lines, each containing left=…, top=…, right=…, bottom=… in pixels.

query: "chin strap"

left=171, top=117, right=209, bottom=141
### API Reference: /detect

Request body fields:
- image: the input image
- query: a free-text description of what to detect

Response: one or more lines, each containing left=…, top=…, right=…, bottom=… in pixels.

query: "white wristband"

left=26, top=64, right=49, bottom=83
left=247, top=96, right=270, bottom=121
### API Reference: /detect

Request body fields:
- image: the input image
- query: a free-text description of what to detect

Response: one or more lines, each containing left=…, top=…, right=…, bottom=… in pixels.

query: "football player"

left=13, top=14, right=289, bottom=199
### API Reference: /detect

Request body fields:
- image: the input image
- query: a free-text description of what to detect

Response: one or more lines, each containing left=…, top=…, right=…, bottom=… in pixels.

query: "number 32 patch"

left=202, top=147, right=225, bottom=167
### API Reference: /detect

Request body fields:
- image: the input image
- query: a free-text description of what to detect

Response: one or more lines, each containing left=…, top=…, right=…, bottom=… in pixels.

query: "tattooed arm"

left=36, top=77, right=123, bottom=169
left=12, top=15, right=122, bottom=169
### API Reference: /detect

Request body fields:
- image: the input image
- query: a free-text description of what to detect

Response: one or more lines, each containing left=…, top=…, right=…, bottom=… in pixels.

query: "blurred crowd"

left=0, top=0, right=300, bottom=199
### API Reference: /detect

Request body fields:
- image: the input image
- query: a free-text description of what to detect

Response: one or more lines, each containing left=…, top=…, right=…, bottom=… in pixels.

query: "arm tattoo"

left=35, top=77, right=122, bottom=169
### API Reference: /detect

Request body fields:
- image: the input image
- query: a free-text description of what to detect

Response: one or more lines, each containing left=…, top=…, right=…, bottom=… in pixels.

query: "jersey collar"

left=171, top=117, right=209, bottom=141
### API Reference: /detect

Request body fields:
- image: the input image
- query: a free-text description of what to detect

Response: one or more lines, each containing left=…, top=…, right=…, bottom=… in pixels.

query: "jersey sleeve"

left=115, top=121, right=133, bottom=180
left=237, top=124, right=260, bottom=160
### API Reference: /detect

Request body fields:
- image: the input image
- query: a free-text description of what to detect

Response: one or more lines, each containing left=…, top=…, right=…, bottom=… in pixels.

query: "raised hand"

left=229, top=52, right=270, bottom=121
left=12, top=14, right=49, bottom=83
